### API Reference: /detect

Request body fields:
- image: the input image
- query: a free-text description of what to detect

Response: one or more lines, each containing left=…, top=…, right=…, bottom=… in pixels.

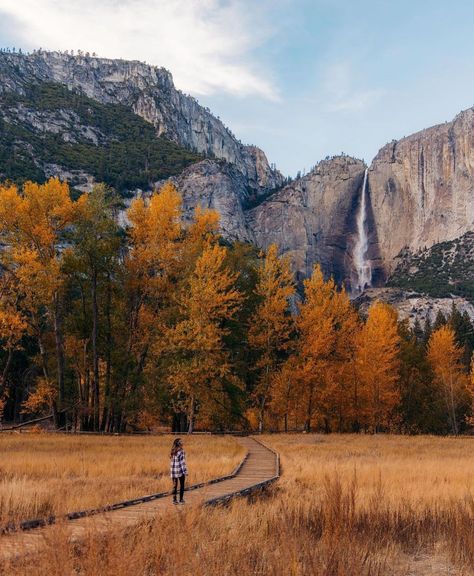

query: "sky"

left=1, top=0, right=474, bottom=176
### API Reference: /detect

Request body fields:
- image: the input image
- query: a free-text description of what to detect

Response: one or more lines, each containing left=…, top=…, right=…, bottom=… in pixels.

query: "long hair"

left=170, top=438, right=182, bottom=458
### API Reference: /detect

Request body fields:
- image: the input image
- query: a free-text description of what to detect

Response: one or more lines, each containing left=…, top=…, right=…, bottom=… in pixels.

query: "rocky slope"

left=355, top=287, right=474, bottom=325
left=369, top=107, right=474, bottom=273
left=387, top=232, right=474, bottom=300
left=0, top=50, right=283, bottom=195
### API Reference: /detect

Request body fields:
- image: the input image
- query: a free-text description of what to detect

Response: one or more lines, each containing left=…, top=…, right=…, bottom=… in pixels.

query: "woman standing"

left=170, top=438, right=188, bottom=504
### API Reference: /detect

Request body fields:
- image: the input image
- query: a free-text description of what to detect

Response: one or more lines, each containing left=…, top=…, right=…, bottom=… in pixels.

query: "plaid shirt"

left=170, top=449, right=188, bottom=479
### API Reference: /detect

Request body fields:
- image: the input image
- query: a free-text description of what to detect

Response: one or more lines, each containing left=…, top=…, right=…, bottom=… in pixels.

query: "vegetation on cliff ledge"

left=0, top=82, right=202, bottom=191
left=388, top=232, right=474, bottom=301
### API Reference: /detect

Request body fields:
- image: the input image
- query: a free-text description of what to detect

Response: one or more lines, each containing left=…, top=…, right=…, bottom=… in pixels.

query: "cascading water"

left=352, top=168, right=372, bottom=294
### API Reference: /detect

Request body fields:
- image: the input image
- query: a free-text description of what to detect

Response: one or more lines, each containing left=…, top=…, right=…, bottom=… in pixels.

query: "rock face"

left=369, top=107, right=474, bottom=274
left=0, top=51, right=283, bottom=195
left=167, top=159, right=254, bottom=243
left=247, top=156, right=385, bottom=287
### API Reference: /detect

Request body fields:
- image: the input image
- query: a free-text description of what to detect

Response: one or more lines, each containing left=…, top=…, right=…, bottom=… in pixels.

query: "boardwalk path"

left=0, top=436, right=279, bottom=561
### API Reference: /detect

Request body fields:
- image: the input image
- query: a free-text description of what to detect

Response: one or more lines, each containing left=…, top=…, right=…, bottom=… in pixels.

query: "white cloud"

left=1, top=0, right=279, bottom=99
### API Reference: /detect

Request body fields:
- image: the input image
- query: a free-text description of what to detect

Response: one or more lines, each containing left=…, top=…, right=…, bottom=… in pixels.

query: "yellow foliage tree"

left=164, top=242, right=242, bottom=433
left=127, top=182, right=182, bottom=300
left=0, top=275, right=27, bottom=422
left=0, top=178, right=78, bottom=423
left=428, top=325, right=468, bottom=435
left=123, top=183, right=183, bottom=424
left=466, top=354, right=474, bottom=428
left=355, top=302, right=400, bottom=432
left=292, top=265, right=359, bottom=432
left=180, top=205, right=221, bottom=276
left=270, top=355, right=300, bottom=432
left=248, top=244, right=295, bottom=432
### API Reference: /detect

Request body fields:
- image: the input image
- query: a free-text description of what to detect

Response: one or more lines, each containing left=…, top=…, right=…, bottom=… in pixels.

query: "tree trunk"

left=449, top=375, right=458, bottom=435
left=305, top=384, right=314, bottom=432
left=101, top=272, right=112, bottom=431
left=187, top=396, right=195, bottom=434
left=35, top=323, right=58, bottom=427
left=258, top=396, right=266, bottom=433
left=352, top=365, right=359, bottom=433
left=52, top=294, right=66, bottom=428
left=0, top=348, right=13, bottom=391
left=91, top=269, right=100, bottom=431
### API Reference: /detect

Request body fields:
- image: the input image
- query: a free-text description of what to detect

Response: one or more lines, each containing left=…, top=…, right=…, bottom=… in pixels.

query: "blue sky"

left=2, top=0, right=474, bottom=176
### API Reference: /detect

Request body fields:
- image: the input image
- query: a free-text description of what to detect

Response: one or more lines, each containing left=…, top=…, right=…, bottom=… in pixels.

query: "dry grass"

left=267, top=434, right=474, bottom=511
left=0, top=433, right=244, bottom=526
left=2, top=434, right=474, bottom=576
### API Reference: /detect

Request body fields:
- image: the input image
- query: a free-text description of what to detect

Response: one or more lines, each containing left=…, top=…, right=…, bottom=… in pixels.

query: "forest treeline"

left=0, top=178, right=473, bottom=434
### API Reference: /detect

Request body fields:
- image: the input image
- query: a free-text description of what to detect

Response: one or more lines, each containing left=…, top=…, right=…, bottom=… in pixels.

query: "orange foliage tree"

left=355, top=302, right=400, bottom=432
left=248, top=244, right=295, bottom=432
left=164, top=241, right=243, bottom=433
left=291, top=266, right=359, bottom=432
left=428, top=325, right=468, bottom=435
left=122, top=183, right=183, bottom=428
left=0, top=178, right=79, bottom=425
left=0, top=275, right=27, bottom=421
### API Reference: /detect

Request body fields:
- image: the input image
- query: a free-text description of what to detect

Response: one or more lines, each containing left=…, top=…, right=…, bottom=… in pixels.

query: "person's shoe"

left=179, top=500, right=185, bottom=505
left=173, top=500, right=178, bottom=505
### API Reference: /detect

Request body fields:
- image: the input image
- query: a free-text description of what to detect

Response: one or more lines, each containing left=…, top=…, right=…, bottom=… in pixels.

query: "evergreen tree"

left=412, top=317, right=424, bottom=343
left=398, top=321, right=444, bottom=433
left=433, top=310, right=447, bottom=331
left=423, top=316, right=433, bottom=347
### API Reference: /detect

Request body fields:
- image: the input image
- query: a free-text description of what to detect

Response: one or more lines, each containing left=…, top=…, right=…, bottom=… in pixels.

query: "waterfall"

left=353, top=169, right=372, bottom=294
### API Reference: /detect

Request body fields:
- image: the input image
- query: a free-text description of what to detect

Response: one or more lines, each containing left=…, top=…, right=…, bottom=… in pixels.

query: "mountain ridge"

left=0, top=50, right=283, bottom=195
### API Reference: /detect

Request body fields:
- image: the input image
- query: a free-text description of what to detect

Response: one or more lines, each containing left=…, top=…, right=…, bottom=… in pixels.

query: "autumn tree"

left=64, top=185, right=122, bottom=430
left=0, top=275, right=27, bottom=422
left=355, top=302, right=400, bottom=432
left=269, top=356, right=299, bottom=432
left=0, top=178, right=78, bottom=425
left=427, top=325, right=469, bottom=435
left=163, top=242, right=242, bottom=433
left=248, top=244, right=295, bottom=432
left=291, top=265, right=359, bottom=432
left=109, top=182, right=184, bottom=430
left=320, top=289, right=360, bottom=432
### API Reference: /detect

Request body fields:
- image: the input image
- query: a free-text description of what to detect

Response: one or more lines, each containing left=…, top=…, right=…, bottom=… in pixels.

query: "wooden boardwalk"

left=0, top=436, right=279, bottom=562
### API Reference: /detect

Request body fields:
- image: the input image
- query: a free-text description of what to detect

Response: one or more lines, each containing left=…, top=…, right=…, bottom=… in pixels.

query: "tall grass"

left=2, top=434, right=474, bottom=575
left=0, top=433, right=244, bottom=526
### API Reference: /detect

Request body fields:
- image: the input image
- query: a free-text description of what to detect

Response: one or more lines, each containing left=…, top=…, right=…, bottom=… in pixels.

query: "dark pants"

left=173, top=475, right=185, bottom=501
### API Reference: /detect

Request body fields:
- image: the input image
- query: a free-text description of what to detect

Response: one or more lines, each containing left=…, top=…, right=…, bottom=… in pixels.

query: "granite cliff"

left=369, top=107, right=474, bottom=274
